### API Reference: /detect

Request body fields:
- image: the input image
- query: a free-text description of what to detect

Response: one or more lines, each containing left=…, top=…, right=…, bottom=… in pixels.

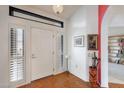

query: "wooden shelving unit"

left=108, top=36, right=124, bottom=64
left=89, top=66, right=99, bottom=88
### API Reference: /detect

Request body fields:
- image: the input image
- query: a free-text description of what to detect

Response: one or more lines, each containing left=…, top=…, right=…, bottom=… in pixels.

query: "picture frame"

left=88, top=34, right=98, bottom=50
left=74, top=35, right=84, bottom=47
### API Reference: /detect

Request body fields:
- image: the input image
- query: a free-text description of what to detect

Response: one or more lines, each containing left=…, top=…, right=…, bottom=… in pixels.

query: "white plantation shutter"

left=60, top=35, right=64, bottom=67
left=57, top=33, right=64, bottom=69
left=10, top=27, right=25, bottom=83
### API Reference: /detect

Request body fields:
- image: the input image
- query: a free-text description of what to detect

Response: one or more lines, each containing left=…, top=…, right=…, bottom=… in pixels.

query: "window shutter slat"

left=9, top=27, right=25, bottom=82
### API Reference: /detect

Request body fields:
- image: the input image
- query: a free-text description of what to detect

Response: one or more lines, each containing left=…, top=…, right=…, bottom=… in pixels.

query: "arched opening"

left=101, top=6, right=124, bottom=88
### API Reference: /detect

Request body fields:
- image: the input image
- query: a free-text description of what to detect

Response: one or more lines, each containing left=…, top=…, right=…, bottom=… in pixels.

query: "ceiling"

left=26, top=5, right=81, bottom=19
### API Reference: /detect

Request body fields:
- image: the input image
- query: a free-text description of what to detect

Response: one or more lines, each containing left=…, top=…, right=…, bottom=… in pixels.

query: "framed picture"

left=74, top=35, right=84, bottom=47
left=88, top=34, right=98, bottom=50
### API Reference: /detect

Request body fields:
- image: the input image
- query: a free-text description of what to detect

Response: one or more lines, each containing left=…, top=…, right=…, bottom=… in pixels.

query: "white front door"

left=31, top=27, right=54, bottom=81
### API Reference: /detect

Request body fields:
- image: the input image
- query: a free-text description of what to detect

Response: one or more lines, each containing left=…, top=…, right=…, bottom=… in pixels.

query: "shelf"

left=89, top=67, right=99, bottom=88
left=109, top=55, right=118, bottom=58
left=109, top=46, right=120, bottom=47
left=108, top=35, right=124, bottom=65
left=108, top=42, right=119, bottom=43
left=109, top=35, right=124, bottom=38
left=109, top=52, right=119, bottom=54
left=109, top=48, right=120, bottom=51
left=109, top=61, right=116, bottom=63
left=109, top=48, right=120, bottom=50
left=109, top=61, right=124, bottom=65
left=109, top=56, right=124, bottom=58
left=109, top=38, right=119, bottom=40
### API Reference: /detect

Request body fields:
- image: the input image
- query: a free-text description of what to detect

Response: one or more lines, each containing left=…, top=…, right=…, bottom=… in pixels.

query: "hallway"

left=19, top=72, right=124, bottom=88
left=19, top=72, right=89, bottom=88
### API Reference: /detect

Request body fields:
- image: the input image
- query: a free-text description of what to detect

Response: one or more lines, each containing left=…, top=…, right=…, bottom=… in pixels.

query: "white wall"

left=0, top=5, right=9, bottom=88
left=85, top=6, right=98, bottom=79
left=108, top=26, right=124, bottom=84
left=0, top=5, right=67, bottom=87
left=109, top=27, right=124, bottom=36
left=67, top=6, right=98, bottom=81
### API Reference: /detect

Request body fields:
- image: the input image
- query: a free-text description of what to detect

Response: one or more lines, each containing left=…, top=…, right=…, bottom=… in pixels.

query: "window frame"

left=8, top=24, right=26, bottom=87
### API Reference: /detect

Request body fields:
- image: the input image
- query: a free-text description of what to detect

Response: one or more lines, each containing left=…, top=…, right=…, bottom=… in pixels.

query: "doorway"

left=31, top=27, right=54, bottom=81
left=108, top=28, right=124, bottom=84
left=100, top=6, right=124, bottom=87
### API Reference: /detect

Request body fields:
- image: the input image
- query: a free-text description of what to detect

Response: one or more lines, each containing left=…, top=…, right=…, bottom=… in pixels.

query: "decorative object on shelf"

left=53, top=5, right=64, bottom=14
left=74, top=35, right=84, bottom=47
left=108, top=35, right=124, bottom=65
left=88, top=34, right=98, bottom=50
left=92, top=52, right=98, bottom=68
left=89, top=66, right=100, bottom=88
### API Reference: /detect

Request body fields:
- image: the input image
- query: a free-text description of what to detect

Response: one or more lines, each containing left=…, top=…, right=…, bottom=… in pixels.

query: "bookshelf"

left=108, top=35, right=124, bottom=65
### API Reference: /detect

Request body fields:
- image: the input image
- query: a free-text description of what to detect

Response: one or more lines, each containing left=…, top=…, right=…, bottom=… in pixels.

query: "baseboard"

left=100, top=84, right=109, bottom=88
left=68, top=71, right=89, bottom=83
left=53, top=70, right=68, bottom=75
left=68, top=71, right=89, bottom=82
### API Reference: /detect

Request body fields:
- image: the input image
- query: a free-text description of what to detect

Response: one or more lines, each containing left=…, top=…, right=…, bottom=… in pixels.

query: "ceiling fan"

left=53, top=5, right=64, bottom=14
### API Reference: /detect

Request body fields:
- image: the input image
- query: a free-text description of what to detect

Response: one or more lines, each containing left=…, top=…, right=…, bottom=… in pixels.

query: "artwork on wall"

left=74, top=35, right=84, bottom=47
left=88, top=34, right=98, bottom=50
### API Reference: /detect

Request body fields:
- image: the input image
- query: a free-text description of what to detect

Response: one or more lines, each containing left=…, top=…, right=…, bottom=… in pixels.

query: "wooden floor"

left=19, top=72, right=89, bottom=88
left=109, top=83, right=124, bottom=88
left=19, top=71, right=124, bottom=88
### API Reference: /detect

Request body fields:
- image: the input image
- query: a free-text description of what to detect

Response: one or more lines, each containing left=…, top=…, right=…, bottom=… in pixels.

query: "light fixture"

left=53, top=5, right=64, bottom=14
